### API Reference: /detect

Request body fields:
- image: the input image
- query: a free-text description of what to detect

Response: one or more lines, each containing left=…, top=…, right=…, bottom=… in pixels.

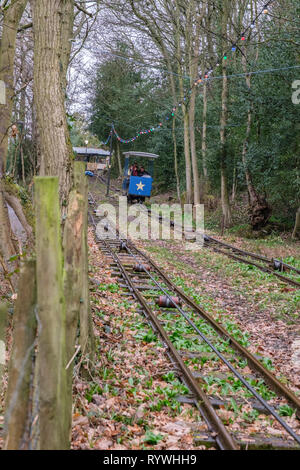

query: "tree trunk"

left=174, top=0, right=192, bottom=204
left=59, top=0, right=74, bottom=96
left=189, top=88, right=201, bottom=206
left=172, top=116, right=181, bottom=202
left=116, top=140, right=122, bottom=176
left=240, top=45, right=271, bottom=230
left=219, top=2, right=232, bottom=228
left=231, top=163, right=237, bottom=202
left=292, top=207, right=300, bottom=239
left=4, top=191, right=33, bottom=242
left=187, top=0, right=202, bottom=207
left=4, top=259, right=37, bottom=450
left=0, top=183, right=17, bottom=267
left=183, top=108, right=192, bottom=205
left=201, top=79, right=208, bottom=189
left=219, top=61, right=232, bottom=228
left=0, top=0, right=27, bottom=268
left=0, top=0, right=28, bottom=176
left=33, top=0, right=73, bottom=209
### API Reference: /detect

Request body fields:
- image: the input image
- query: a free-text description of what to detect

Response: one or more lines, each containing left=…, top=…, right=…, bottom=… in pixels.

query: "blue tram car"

left=122, top=151, right=159, bottom=203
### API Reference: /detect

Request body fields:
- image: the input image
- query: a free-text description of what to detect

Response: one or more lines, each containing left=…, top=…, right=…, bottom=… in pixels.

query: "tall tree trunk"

left=172, top=116, right=181, bottom=202
left=116, top=140, right=122, bottom=176
left=183, top=108, right=192, bottom=204
left=0, top=185, right=17, bottom=268
left=241, top=44, right=271, bottom=230
left=201, top=2, right=214, bottom=195
left=0, top=0, right=27, bottom=266
left=59, top=0, right=74, bottom=96
left=177, top=63, right=192, bottom=205
left=201, top=79, right=208, bottom=188
left=219, top=61, right=232, bottom=227
left=189, top=89, right=200, bottom=206
left=219, top=1, right=232, bottom=228
left=129, top=0, right=186, bottom=202
left=33, top=0, right=74, bottom=209
left=174, top=0, right=192, bottom=204
left=0, top=0, right=28, bottom=176
left=231, top=163, right=237, bottom=202
left=292, top=207, right=300, bottom=239
left=187, top=0, right=202, bottom=207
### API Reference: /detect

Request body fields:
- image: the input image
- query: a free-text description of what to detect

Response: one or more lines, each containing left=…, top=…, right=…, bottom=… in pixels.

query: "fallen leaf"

left=94, top=439, right=113, bottom=449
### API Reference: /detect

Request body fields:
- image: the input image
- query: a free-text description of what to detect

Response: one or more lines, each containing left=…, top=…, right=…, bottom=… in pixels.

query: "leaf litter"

left=71, top=230, right=209, bottom=450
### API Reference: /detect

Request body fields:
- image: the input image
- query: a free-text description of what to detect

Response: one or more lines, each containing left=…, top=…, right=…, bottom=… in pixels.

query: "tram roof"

left=123, top=151, right=159, bottom=159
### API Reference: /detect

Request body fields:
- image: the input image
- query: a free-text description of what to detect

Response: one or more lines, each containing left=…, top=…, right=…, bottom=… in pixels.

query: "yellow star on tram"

left=136, top=181, right=145, bottom=191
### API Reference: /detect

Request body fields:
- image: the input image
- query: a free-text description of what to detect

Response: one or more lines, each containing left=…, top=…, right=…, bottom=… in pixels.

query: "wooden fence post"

left=35, top=177, right=68, bottom=450
left=4, top=259, right=37, bottom=449
left=0, top=303, right=7, bottom=397
left=76, top=164, right=94, bottom=358
left=63, top=161, right=92, bottom=439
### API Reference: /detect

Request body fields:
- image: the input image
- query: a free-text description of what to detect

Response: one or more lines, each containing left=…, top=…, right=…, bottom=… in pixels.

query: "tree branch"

left=74, top=1, right=93, bottom=18
left=17, top=22, right=32, bottom=32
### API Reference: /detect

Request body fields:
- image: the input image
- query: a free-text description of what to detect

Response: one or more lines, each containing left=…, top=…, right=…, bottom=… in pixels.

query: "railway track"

left=88, top=190, right=300, bottom=450
left=202, top=235, right=300, bottom=289
left=90, top=173, right=300, bottom=289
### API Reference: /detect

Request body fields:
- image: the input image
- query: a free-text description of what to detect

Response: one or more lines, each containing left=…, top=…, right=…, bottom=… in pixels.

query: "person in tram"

left=131, top=162, right=139, bottom=176
left=138, top=165, right=150, bottom=177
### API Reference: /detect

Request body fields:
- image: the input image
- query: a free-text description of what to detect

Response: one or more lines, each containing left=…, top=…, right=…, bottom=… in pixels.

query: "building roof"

left=73, top=147, right=111, bottom=157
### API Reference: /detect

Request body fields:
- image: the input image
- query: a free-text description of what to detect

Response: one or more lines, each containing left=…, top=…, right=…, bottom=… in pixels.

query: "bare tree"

left=0, top=0, right=28, bottom=274
left=219, top=0, right=232, bottom=228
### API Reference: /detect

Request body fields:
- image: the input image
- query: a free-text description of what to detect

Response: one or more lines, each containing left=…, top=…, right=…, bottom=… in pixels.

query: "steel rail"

left=129, top=242, right=300, bottom=416
left=136, top=202, right=300, bottom=287
left=88, top=196, right=300, bottom=448
left=97, top=239, right=239, bottom=450
left=89, top=211, right=238, bottom=449
left=93, top=173, right=300, bottom=277
left=89, top=188, right=300, bottom=409
left=205, top=236, right=300, bottom=275
left=94, top=230, right=300, bottom=446
left=89, top=191, right=300, bottom=407
left=205, top=243, right=300, bottom=289
left=205, top=236, right=270, bottom=262
left=120, top=240, right=300, bottom=446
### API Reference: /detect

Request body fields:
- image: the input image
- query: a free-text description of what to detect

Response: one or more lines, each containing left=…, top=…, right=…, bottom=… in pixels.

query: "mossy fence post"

left=34, top=170, right=94, bottom=448
left=0, top=303, right=7, bottom=396
left=3, top=171, right=93, bottom=449
left=78, top=163, right=95, bottom=359
left=63, top=161, right=94, bottom=440
left=35, top=176, right=68, bottom=450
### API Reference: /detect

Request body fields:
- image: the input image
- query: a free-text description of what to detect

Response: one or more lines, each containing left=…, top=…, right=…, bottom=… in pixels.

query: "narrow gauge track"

left=88, top=191, right=300, bottom=450
left=142, top=205, right=300, bottom=289
left=93, top=174, right=300, bottom=289
left=202, top=235, right=300, bottom=289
